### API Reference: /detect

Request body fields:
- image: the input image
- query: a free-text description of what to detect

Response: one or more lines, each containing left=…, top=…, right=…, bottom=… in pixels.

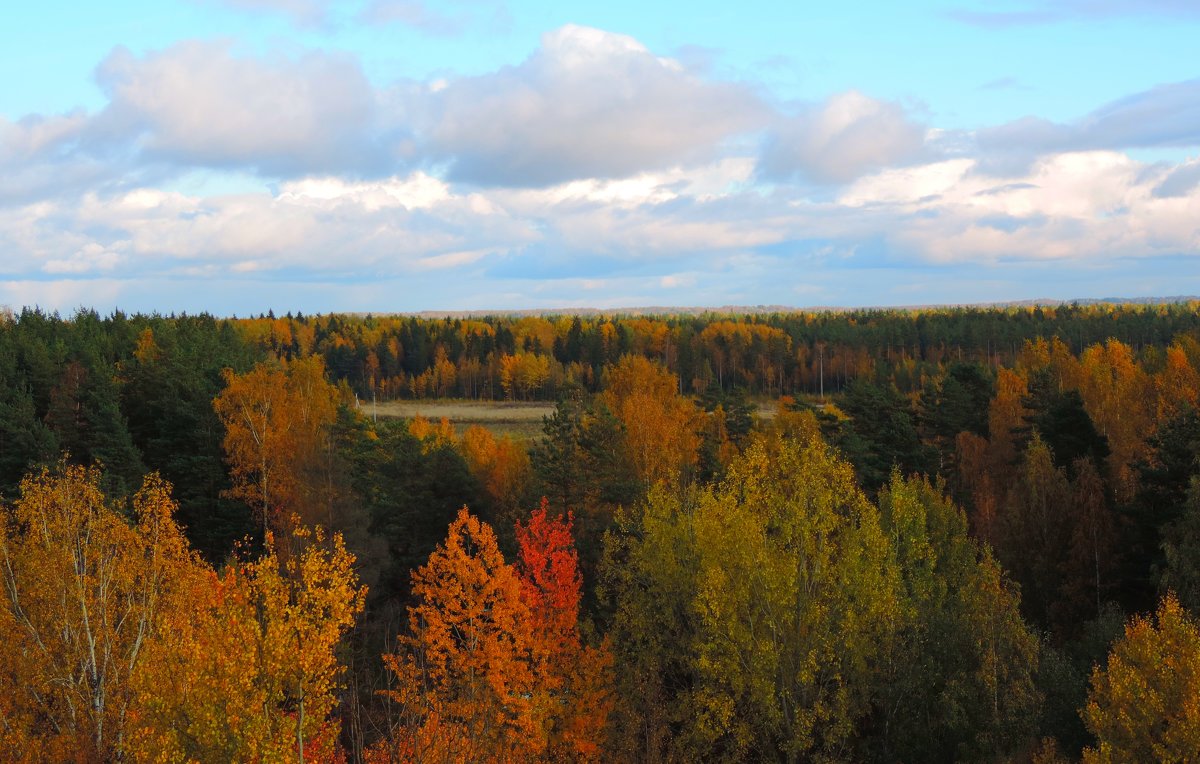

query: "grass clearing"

left=358, top=398, right=781, bottom=442
left=359, top=399, right=556, bottom=442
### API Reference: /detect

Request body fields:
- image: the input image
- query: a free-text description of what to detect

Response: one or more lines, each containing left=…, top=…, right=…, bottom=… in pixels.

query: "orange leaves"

left=378, top=504, right=612, bottom=763
left=1157, top=343, right=1200, bottom=422
left=461, top=424, right=532, bottom=527
left=213, top=356, right=339, bottom=536
left=601, top=355, right=700, bottom=486
left=380, top=507, right=536, bottom=761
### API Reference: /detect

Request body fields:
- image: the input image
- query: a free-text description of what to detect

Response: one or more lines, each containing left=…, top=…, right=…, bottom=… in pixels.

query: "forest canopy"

left=2, top=303, right=1200, bottom=761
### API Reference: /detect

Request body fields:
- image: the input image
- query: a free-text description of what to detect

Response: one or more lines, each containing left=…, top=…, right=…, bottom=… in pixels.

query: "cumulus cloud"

left=4, top=147, right=1200, bottom=312
left=417, top=24, right=767, bottom=186
left=759, top=91, right=929, bottom=184
left=1, top=27, right=777, bottom=193
left=840, top=151, right=1200, bottom=263
left=978, top=79, right=1200, bottom=159
left=91, top=41, right=390, bottom=177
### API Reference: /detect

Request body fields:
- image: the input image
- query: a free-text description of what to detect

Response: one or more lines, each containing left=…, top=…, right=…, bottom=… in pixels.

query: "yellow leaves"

left=0, top=465, right=193, bottom=760
left=1082, top=594, right=1200, bottom=763
left=498, top=352, right=551, bottom=400
left=600, top=355, right=700, bottom=487
left=0, top=461, right=363, bottom=762
left=1078, top=339, right=1154, bottom=503
left=129, top=525, right=364, bottom=763
left=213, top=357, right=340, bottom=536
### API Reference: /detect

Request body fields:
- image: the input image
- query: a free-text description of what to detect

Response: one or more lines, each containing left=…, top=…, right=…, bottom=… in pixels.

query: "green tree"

left=604, top=432, right=900, bottom=762
left=872, top=473, right=1041, bottom=761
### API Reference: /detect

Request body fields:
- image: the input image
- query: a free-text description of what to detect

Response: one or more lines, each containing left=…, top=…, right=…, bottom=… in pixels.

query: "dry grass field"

left=360, top=399, right=557, bottom=441
left=359, top=398, right=781, bottom=442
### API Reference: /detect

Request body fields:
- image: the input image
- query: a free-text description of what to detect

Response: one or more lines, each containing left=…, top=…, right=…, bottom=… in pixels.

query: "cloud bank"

left=2, top=23, right=1200, bottom=312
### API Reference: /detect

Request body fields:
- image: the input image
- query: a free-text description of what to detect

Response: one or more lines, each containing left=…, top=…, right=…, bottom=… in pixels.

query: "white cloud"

left=93, top=41, right=385, bottom=176
left=419, top=24, right=767, bottom=185
left=278, top=172, right=451, bottom=210
left=760, top=91, right=929, bottom=184
left=842, top=150, right=1200, bottom=263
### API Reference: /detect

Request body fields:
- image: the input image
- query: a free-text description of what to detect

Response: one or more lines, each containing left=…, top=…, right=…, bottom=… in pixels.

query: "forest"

left=2, top=302, right=1200, bottom=762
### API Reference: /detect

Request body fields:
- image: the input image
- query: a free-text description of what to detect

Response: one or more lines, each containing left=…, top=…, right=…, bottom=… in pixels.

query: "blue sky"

left=2, top=0, right=1199, bottom=314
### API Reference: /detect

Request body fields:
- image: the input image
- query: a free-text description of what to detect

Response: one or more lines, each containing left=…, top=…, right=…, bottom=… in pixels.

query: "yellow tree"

left=0, top=465, right=192, bottom=761
left=1082, top=594, right=1200, bottom=762
left=213, top=357, right=339, bottom=537
left=1156, top=343, right=1200, bottom=422
left=1078, top=339, right=1153, bottom=502
left=128, top=526, right=365, bottom=763
left=600, top=355, right=700, bottom=487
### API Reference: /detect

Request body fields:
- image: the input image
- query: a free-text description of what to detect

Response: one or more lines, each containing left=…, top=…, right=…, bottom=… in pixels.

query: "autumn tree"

left=460, top=424, right=534, bottom=540
left=1155, top=343, right=1200, bottom=422
left=128, top=526, right=365, bottom=763
left=1078, top=339, right=1153, bottom=502
left=377, top=508, right=538, bottom=762
left=1082, top=594, right=1200, bottom=762
left=600, top=355, right=700, bottom=487
left=515, top=501, right=613, bottom=760
left=604, top=432, right=901, bottom=762
left=0, top=465, right=192, bottom=760
left=213, top=356, right=339, bottom=538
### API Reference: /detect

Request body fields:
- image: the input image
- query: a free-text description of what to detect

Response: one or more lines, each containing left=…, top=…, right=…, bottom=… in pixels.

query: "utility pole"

left=817, top=341, right=826, bottom=403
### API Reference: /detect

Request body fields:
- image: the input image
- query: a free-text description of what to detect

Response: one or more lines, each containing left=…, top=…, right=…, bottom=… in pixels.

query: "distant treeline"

left=232, top=302, right=1200, bottom=399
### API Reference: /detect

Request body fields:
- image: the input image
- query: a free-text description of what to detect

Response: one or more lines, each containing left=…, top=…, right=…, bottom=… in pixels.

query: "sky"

left=2, top=0, right=1200, bottom=315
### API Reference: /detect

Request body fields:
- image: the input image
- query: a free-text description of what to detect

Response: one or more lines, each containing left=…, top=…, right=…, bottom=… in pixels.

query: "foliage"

left=873, top=473, right=1041, bottom=761
left=604, top=432, right=902, bottom=762
left=1082, top=594, right=1200, bottom=762
left=129, top=526, right=365, bottom=762
left=0, top=465, right=191, bottom=760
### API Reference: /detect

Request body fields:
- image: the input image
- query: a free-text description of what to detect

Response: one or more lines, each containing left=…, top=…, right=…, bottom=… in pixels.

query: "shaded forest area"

left=3, top=304, right=1200, bottom=761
